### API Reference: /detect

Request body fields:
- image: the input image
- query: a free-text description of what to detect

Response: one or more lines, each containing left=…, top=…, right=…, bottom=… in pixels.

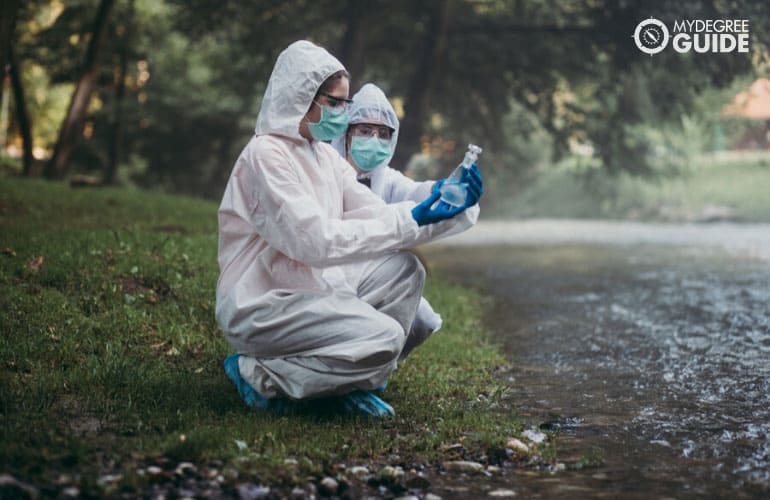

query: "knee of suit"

left=394, top=251, right=426, bottom=288
left=383, top=317, right=408, bottom=361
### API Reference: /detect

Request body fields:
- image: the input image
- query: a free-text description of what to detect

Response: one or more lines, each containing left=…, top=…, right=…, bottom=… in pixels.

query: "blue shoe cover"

left=339, top=390, right=395, bottom=417
left=224, top=354, right=278, bottom=412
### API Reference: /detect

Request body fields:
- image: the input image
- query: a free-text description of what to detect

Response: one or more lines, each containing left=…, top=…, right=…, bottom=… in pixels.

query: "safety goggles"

left=350, top=124, right=393, bottom=141
left=318, top=91, right=354, bottom=109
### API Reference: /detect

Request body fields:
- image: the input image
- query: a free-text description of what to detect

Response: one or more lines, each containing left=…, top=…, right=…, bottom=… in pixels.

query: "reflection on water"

left=424, top=243, right=770, bottom=498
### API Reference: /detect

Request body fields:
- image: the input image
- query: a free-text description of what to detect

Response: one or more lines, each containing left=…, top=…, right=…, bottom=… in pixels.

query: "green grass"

left=0, top=176, right=526, bottom=493
left=492, top=151, right=770, bottom=221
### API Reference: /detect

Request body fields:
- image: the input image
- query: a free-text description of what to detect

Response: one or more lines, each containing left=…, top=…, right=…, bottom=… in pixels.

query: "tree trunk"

left=46, top=0, right=115, bottom=179
left=391, top=0, right=452, bottom=170
left=337, top=0, right=368, bottom=90
left=0, top=0, right=20, bottom=103
left=206, top=122, right=237, bottom=198
left=9, top=47, right=33, bottom=176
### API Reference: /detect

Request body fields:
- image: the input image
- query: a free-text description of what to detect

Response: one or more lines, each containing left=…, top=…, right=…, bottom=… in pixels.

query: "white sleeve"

left=242, top=145, right=421, bottom=267
left=380, top=167, right=435, bottom=204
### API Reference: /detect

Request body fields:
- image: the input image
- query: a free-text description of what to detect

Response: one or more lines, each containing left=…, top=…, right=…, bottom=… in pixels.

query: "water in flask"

left=439, top=144, right=483, bottom=207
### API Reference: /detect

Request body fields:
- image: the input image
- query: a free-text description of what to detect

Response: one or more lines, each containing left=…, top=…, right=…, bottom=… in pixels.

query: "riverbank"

left=0, top=177, right=545, bottom=498
left=491, top=151, right=770, bottom=222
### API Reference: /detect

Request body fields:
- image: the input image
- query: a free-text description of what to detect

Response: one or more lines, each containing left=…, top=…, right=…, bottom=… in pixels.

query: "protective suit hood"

left=255, top=40, right=346, bottom=140
left=332, top=83, right=399, bottom=169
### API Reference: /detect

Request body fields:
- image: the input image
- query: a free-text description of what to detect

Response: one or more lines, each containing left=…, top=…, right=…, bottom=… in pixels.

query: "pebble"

left=319, top=476, right=338, bottom=495
left=379, top=465, right=405, bottom=482
left=443, top=461, right=484, bottom=474
left=97, top=474, right=123, bottom=488
left=237, top=483, right=270, bottom=500
left=521, top=429, right=547, bottom=443
left=147, top=466, right=163, bottom=475
left=425, top=494, right=443, bottom=500
left=506, top=438, right=530, bottom=454
left=486, top=465, right=502, bottom=474
left=349, top=465, right=370, bottom=477
left=395, top=495, right=420, bottom=500
left=61, top=486, right=81, bottom=498
left=175, top=462, right=197, bottom=477
left=488, top=488, right=517, bottom=497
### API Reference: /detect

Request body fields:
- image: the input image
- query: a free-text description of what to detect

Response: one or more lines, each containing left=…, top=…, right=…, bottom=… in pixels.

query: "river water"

left=423, top=220, right=770, bottom=498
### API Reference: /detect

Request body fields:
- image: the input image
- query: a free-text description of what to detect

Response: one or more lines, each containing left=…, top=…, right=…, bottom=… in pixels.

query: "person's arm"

left=241, top=144, right=420, bottom=268
left=340, top=156, right=480, bottom=246
left=379, top=167, right=434, bottom=204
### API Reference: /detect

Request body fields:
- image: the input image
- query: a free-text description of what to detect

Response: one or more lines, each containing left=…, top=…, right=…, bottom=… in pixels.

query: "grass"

left=492, top=151, right=770, bottom=222
left=0, top=176, right=528, bottom=495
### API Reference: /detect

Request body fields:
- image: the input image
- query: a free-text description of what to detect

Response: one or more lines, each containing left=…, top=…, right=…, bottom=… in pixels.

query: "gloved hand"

left=411, top=179, right=467, bottom=226
left=460, top=163, right=483, bottom=207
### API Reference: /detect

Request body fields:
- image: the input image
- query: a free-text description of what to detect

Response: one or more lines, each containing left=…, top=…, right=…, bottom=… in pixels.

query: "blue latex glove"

left=460, top=163, right=483, bottom=207
left=411, top=180, right=466, bottom=226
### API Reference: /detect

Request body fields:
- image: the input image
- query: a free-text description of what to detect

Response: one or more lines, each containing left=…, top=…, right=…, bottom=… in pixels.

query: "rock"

left=283, top=458, right=299, bottom=466
left=146, top=466, right=163, bottom=475
left=425, top=494, right=443, bottom=500
left=237, top=483, right=270, bottom=500
left=349, top=465, right=370, bottom=477
left=290, top=486, right=307, bottom=499
left=486, top=465, right=502, bottom=474
left=379, top=465, right=404, bottom=482
left=442, top=461, right=484, bottom=474
left=174, top=462, right=197, bottom=477
left=405, top=474, right=430, bottom=489
left=0, top=474, right=40, bottom=498
left=60, top=486, right=80, bottom=498
left=96, top=474, right=123, bottom=489
left=506, top=437, right=530, bottom=454
left=552, top=462, right=567, bottom=472
left=488, top=488, right=517, bottom=497
left=318, top=476, right=338, bottom=496
left=521, top=429, right=547, bottom=443
left=394, top=495, right=420, bottom=500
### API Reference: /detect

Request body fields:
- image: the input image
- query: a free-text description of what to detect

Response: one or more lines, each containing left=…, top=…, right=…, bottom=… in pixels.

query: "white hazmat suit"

left=332, top=83, right=480, bottom=357
left=216, top=41, right=478, bottom=400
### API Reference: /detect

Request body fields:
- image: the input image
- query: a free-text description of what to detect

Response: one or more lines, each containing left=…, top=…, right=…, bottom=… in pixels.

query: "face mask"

left=307, top=103, right=349, bottom=141
left=350, top=136, right=391, bottom=171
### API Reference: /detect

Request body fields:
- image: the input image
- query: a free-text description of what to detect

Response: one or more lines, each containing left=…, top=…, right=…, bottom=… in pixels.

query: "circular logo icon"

left=633, top=18, right=669, bottom=55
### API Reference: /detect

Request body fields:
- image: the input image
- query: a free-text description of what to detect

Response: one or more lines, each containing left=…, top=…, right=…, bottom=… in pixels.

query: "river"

left=423, top=220, right=770, bottom=498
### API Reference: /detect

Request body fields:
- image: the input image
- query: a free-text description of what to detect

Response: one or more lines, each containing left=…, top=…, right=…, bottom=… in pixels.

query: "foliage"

left=8, top=0, right=770, bottom=199
left=489, top=151, right=770, bottom=221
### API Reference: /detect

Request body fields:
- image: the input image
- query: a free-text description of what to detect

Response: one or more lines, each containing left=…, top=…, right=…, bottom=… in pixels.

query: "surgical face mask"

left=307, top=103, right=349, bottom=141
left=350, top=136, right=391, bottom=171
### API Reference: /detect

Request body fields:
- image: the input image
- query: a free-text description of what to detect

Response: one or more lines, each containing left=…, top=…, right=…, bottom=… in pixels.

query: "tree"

left=9, top=45, right=33, bottom=175
left=46, top=0, right=115, bottom=179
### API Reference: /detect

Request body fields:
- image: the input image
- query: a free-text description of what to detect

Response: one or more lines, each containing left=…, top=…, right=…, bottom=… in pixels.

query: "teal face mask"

left=350, top=136, right=391, bottom=171
left=307, top=104, right=349, bottom=141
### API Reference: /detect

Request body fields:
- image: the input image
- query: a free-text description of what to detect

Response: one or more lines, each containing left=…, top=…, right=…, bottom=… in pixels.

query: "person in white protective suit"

left=331, top=83, right=480, bottom=359
left=216, top=40, right=483, bottom=417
